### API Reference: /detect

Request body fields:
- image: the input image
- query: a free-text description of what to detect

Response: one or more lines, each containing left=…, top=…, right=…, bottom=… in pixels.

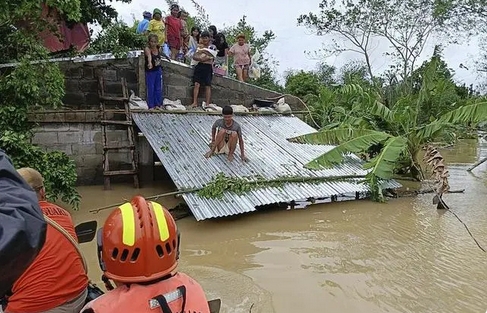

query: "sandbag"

left=163, top=98, right=187, bottom=111
left=202, top=102, right=222, bottom=112
left=274, top=97, right=292, bottom=114
left=128, top=90, right=149, bottom=110
left=0, top=151, right=47, bottom=297
left=257, top=107, right=277, bottom=114
left=231, top=105, right=249, bottom=113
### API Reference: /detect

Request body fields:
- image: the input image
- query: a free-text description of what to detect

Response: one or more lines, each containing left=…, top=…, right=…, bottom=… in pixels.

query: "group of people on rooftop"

left=137, top=4, right=254, bottom=110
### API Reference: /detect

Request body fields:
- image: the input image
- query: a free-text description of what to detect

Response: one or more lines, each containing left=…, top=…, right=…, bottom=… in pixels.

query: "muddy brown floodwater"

left=72, top=138, right=487, bottom=313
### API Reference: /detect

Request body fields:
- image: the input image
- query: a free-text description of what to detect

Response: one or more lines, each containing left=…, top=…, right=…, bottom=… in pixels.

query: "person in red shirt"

left=165, top=3, right=183, bottom=60
left=5, top=168, right=88, bottom=313
left=80, top=196, right=210, bottom=313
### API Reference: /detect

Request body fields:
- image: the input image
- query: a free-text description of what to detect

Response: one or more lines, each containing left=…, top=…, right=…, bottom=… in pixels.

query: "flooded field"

left=73, top=138, right=487, bottom=313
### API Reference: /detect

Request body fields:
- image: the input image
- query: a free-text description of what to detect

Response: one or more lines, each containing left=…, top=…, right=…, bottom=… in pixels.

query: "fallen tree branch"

left=395, top=188, right=465, bottom=197
left=467, top=156, right=487, bottom=172
left=89, top=174, right=368, bottom=214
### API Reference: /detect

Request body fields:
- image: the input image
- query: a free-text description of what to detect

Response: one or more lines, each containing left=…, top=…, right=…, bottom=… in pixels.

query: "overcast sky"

left=111, top=0, right=482, bottom=87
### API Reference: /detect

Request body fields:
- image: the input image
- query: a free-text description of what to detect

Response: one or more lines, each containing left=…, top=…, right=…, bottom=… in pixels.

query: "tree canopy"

left=0, top=0, right=128, bottom=208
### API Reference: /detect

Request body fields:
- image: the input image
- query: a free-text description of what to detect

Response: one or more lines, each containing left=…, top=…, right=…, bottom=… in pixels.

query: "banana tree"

left=289, top=61, right=487, bottom=201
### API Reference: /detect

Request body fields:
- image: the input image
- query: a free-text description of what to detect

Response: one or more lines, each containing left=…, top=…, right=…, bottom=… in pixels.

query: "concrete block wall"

left=30, top=116, right=131, bottom=185
left=29, top=54, right=303, bottom=185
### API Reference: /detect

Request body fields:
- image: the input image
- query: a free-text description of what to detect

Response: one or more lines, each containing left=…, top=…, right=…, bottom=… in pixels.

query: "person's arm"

left=210, top=122, right=217, bottom=145
left=144, top=47, right=153, bottom=69
left=0, top=150, right=47, bottom=297
left=237, top=128, right=247, bottom=161
left=193, top=51, right=210, bottom=62
left=228, top=44, right=235, bottom=56
left=144, top=20, right=152, bottom=36
left=164, top=18, right=168, bottom=43
left=248, top=46, right=252, bottom=66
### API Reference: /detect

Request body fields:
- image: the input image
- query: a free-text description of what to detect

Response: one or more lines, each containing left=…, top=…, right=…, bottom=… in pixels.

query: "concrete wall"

left=30, top=54, right=303, bottom=185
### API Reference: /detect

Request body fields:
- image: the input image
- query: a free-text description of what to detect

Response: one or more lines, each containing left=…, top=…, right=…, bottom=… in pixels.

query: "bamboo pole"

left=89, top=188, right=200, bottom=214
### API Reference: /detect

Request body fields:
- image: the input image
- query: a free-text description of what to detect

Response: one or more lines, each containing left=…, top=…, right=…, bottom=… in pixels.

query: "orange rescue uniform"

left=82, top=272, right=210, bottom=313
left=6, top=201, right=88, bottom=313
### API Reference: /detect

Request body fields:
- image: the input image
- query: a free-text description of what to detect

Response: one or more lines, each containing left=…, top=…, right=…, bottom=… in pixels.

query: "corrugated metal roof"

left=132, top=113, right=401, bottom=220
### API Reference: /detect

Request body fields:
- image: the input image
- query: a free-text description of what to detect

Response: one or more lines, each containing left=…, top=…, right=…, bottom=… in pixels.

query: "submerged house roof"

left=132, top=112, right=401, bottom=220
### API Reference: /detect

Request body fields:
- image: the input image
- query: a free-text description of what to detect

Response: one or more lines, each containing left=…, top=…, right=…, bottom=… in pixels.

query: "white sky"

left=111, top=0, right=482, bottom=87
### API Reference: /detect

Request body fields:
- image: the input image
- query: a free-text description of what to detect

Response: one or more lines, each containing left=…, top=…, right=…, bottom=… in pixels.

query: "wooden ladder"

left=98, top=76, right=139, bottom=190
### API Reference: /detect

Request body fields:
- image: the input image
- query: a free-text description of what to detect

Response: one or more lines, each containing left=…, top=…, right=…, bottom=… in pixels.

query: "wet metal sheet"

left=132, top=113, right=401, bottom=220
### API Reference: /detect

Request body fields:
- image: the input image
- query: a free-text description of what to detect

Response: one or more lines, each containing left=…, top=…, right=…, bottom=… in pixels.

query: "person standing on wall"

left=4, top=167, right=88, bottom=313
left=190, top=31, right=216, bottom=108
left=136, top=11, right=152, bottom=34
left=165, top=3, right=183, bottom=60
left=144, top=34, right=163, bottom=110
left=146, top=8, right=166, bottom=47
left=187, top=26, right=200, bottom=66
left=228, top=34, right=252, bottom=82
left=213, top=33, right=229, bottom=76
left=178, top=10, right=190, bottom=61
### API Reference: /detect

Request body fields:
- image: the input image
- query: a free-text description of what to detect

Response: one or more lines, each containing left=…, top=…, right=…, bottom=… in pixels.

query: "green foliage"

left=197, top=172, right=367, bottom=200
left=289, top=56, right=487, bottom=200
left=0, top=0, right=128, bottom=209
left=0, top=131, right=81, bottom=208
left=86, top=21, right=146, bottom=57
left=285, top=70, right=321, bottom=99
left=78, top=0, right=131, bottom=26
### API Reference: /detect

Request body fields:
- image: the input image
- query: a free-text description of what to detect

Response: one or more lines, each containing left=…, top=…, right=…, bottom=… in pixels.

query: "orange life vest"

left=81, top=272, right=210, bottom=313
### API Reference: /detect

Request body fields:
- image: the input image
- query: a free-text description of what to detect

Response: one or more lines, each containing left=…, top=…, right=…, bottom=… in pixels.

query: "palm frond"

left=289, top=128, right=388, bottom=145
left=417, top=101, right=487, bottom=141
left=438, top=101, right=487, bottom=124
left=292, top=129, right=392, bottom=169
left=370, top=99, right=394, bottom=123
left=363, top=136, right=408, bottom=180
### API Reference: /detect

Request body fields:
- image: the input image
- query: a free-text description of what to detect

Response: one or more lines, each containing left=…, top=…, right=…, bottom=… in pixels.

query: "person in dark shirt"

left=0, top=150, right=47, bottom=305
left=204, top=105, right=248, bottom=162
left=213, top=33, right=229, bottom=75
left=144, top=34, right=164, bottom=109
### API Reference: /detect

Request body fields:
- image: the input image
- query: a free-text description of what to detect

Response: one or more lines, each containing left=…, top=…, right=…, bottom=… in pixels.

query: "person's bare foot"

left=190, top=103, right=198, bottom=108
left=204, top=151, right=213, bottom=158
left=227, top=154, right=234, bottom=162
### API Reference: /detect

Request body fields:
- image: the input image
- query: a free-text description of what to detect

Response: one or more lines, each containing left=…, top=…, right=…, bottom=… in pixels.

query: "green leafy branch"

left=197, top=172, right=367, bottom=200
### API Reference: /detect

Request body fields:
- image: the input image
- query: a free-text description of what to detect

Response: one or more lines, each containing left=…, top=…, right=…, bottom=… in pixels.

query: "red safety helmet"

left=96, top=196, right=180, bottom=283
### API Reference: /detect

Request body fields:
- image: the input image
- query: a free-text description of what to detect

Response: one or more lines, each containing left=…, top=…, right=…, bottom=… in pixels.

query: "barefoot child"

left=204, top=105, right=248, bottom=163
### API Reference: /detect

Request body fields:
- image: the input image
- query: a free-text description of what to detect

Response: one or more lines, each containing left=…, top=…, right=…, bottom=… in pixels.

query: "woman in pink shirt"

left=228, top=34, right=252, bottom=82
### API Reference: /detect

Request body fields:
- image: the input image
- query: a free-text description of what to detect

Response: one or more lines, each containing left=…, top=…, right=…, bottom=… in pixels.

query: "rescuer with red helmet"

left=81, top=196, right=210, bottom=313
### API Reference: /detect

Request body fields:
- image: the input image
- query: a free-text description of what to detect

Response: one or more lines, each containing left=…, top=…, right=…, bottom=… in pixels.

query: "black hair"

left=177, top=10, right=187, bottom=18
left=200, top=30, right=210, bottom=38
left=222, top=105, right=233, bottom=115
left=208, top=25, right=217, bottom=36
left=215, top=33, right=227, bottom=44
left=191, top=26, right=200, bottom=42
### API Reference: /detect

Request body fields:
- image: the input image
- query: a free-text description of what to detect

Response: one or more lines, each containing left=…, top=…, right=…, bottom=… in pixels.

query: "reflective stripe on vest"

left=149, top=288, right=183, bottom=309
